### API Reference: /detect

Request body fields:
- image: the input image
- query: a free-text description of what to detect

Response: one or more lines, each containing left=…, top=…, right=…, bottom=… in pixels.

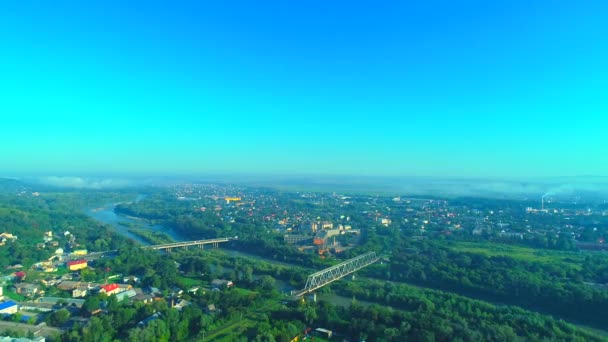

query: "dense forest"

left=0, top=192, right=130, bottom=268
left=372, top=240, right=608, bottom=328
left=57, top=245, right=608, bottom=341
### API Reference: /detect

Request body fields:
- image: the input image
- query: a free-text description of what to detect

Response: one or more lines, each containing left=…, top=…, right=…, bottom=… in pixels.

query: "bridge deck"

left=293, top=252, right=379, bottom=297
left=142, top=237, right=236, bottom=250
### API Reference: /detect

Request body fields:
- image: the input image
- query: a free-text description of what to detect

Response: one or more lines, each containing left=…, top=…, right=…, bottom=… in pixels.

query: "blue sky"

left=1, top=1, right=607, bottom=178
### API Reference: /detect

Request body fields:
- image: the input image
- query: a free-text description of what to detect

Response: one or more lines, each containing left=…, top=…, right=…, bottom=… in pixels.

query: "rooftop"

left=67, top=260, right=87, bottom=266
left=101, top=283, right=119, bottom=292
left=0, top=301, right=17, bottom=311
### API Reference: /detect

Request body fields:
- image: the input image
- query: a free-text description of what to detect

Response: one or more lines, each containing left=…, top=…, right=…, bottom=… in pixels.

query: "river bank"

left=85, top=203, right=188, bottom=245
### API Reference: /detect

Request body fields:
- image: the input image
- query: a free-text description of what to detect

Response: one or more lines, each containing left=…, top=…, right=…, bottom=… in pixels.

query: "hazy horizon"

left=3, top=173, right=608, bottom=201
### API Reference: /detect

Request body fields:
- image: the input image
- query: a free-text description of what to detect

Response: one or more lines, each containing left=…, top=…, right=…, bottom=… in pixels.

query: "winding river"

left=85, top=203, right=188, bottom=245
left=84, top=203, right=374, bottom=307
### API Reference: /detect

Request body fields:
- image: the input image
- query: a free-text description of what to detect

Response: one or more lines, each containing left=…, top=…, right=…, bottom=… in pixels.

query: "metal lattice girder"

left=302, top=252, right=379, bottom=294
left=142, top=237, right=236, bottom=251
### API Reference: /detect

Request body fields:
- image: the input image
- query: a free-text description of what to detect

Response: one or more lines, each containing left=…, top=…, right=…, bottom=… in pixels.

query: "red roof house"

left=100, top=283, right=120, bottom=295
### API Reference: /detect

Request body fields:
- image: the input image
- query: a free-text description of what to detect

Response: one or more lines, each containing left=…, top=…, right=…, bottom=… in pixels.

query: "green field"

left=202, top=317, right=257, bottom=341
left=446, top=241, right=585, bottom=269
left=177, top=275, right=204, bottom=288
left=200, top=290, right=280, bottom=342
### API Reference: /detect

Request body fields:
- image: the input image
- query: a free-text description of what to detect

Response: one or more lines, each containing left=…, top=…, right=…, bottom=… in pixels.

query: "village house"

left=205, top=303, right=217, bottom=314
left=57, top=281, right=98, bottom=292
left=211, top=279, right=234, bottom=290
left=123, top=276, right=140, bottom=284
left=14, top=283, right=40, bottom=297
left=37, top=297, right=85, bottom=309
left=132, top=293, right=154, bottom=304
left=72, top=285, right=89, bottom=298
left=0, top=233, right=17, bottom=246
left=187, top=286, right=202, bottom=295
left=116, top=289, right=137, bottom=302
left=138, top=313, right=161, bottom=328
left=100, top=283, right=121, bottom=296
left=172, top=299, right=190, bottom=311
left=66, top=260, right=88, bottom=271
left=14, top=271, right=26, bottom=281
left=118, top=284, right=133, bottom=292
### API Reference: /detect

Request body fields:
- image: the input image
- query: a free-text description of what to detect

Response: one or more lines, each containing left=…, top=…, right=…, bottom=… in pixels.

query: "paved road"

left=0, top=320, right=63, bottom=338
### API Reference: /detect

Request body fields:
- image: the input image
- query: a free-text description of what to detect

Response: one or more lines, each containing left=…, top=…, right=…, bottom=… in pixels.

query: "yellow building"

left=67, top=260, right=88, bottom=271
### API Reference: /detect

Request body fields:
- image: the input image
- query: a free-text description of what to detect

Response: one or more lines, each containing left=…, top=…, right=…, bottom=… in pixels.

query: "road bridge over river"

left=81, top=237, right=238, bottom=258
left=141, top=237, right=238, bottom=252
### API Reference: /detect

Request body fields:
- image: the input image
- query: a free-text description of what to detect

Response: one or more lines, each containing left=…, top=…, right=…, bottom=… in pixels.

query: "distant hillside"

left=0, top=178, right=29, bottom=193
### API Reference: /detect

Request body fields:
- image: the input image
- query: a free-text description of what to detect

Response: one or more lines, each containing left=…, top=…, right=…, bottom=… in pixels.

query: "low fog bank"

left=393, top=177, right=608, bottom=200
left=3, top=174, right=608, bottom=201
left=218, top=175, right=608, bottom=201
left=36, top=176, right=134, bottom=189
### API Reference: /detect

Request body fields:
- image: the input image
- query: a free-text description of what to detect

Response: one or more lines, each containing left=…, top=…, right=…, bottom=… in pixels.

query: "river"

left=85, top=203, right=189, bottom=245
left=85, top=203, right=374, bottom=307
left=85, top=202, right=608, bottom=335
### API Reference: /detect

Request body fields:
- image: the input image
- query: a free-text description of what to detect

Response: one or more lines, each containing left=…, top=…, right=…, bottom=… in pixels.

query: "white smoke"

left=38, top=176, right=133, bottom=189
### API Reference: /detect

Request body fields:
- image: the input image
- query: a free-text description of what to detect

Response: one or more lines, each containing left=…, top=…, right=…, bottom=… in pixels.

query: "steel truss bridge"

left=141, top=237, right=237, bottom=252
left=292, top=252, right=379, bottom=297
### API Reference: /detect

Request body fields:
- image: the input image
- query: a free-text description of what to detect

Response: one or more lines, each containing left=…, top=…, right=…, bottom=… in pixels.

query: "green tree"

left=81, top=295, right=101, bottom=316
left=47, top=308, right=71, bottom=327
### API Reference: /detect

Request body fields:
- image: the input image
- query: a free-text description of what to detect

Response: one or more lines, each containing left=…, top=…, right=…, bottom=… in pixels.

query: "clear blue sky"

left=1, top=1, right=607, bottom=178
